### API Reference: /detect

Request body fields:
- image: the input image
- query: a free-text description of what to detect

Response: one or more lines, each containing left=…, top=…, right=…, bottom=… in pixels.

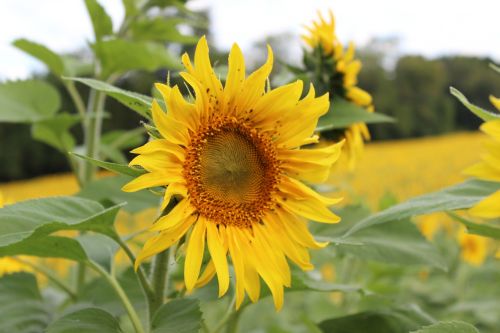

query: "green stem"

left=115, top=237, right=155, bottom=303
left=149, top=249, right=169, bottom=318
left=14, top=258, right=77, bottom=301
left=87, top=261, right=146, bottom=333
left=211, top=295, right=237, bottom=333
left=64, top=81, right=87, bottom=119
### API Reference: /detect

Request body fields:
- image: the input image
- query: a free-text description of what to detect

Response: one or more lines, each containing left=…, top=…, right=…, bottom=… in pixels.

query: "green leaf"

left=151, top=299, right=202, bottom=333
left=490, top=63, right=500, bottom=74
left=448, top=212, right=500, bottom=240
left=0, top=196, right=122, bottom=260
left=318, top=307, right=433, bottom=333
left=95, top=39, right=181, bottom=77
left=64, top=77, right=153, bottom=118
left=47, top=308, right=123, bottom=333
left=289, top=271, right=362, bottom=293
left=344, top=179, right=500, bottom=237
left=84, top=0, right=113, bottom=41
left=31, top=113, right=80, bottom=152
left=77, top=234, right=119, bottom=272
left=317, top=96, right=394, bottom=131
left=0, top=80, right=61, bottom=123
left=12, top=39, right=65, bottom=76
left=131, top=17, right=198, bottom=44
left=334, top=219, right=447, bottom=269
left=71, top=153, right=146, bottom=178
left=450, top=86, right=500, bottom=121
left=0, top=273, right=51, bottom=333
left=78, top=175, right=159, bottom=213
left=410, top=321, right=480, bottom=333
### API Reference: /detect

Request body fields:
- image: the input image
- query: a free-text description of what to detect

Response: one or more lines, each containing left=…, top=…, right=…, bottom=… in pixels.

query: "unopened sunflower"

left=123, top=37, right=343, bottom=310
left=464, top=118, right=500, bottom=219
left=303, top=10, right=373, bottom=169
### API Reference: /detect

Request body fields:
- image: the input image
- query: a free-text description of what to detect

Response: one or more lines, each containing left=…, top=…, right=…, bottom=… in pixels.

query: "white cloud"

left=0, top=0, right=499, bottom=80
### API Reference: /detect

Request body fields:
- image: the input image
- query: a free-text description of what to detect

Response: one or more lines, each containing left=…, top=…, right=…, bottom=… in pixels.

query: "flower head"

left=124, top=36, right=343, bottom=310
left=303, top=10, right=374, bottom=169
left=464, top=119, right=500, bottom=219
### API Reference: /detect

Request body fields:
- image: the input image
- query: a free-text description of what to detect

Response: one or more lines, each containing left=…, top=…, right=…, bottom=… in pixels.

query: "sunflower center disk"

left=184, top=119, right=281, bottom=228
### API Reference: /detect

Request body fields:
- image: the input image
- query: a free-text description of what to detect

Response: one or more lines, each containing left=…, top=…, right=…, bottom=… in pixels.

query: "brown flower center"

left=183, top=117, right=280, bottom=228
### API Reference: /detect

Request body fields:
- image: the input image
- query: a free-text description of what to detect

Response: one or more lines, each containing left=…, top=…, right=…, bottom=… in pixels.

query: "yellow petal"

left=275, top=208, right=328, bottom=249
left=184, top=220, right=207, bottom=291
left=155, top=83, right=199, bottom=131
left=243, top=260, right=261, bottom=303
left=131, top=139, right=185, bottom=162
left=160, top=183, right=188, bottom=211
left=346, top=86, right=372, bottom=106
left=481, top=119, right=500, bottom=142
left=464, top=162, right=500, bottom=182
left=226, top=226, right=246, bottom=309
left=122, top=171, right=179, bottom=192
left=150, top=198, right=195, bottom=231
left=206, top=222, right=230, bottom=297
left=489, top=95, right=500, bottom=112
left=279, top=175, right=342, bottom=206
left=135, top=215, right=196, bottom=269
left=152, top=100, right=190, bottom=146
left=469, top=190, right=500, bottom=219
left=195, top=260, right=216, bottom=288
left=278, top=196, right=341, bottom=224
left=225, top=43, right=246, bottom=107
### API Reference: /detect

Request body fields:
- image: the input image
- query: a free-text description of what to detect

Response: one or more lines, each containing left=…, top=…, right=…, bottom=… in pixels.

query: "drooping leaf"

left=317, top=97, right=394, bottom=131
left=12, top=39, right=65, bottom=76
left=64, top=77, right=153, bottom=118
left=0, top=196, right=122, bottom=260
left=410, top=321, right=480, bottom=333
left=31, top=113, right=80, bottom=152
left=78, top=175, right=158, bottom=213
left=130, top=17, right=198, bottom=44
left=450, top=87, right=500, bottom=121
left=448, top=212, right=500, bottom=240
left=343, top=179, right=500, bottom=237
left=94, top=39, right=181, bottom=77
left=71, top=153, right=146, bottom=178
left=84, top=0, right=114, bottom=41
left=0, top=80, right=61, bottom=123
left=151, top=299, right=202, bottom=333
left=46, top=308, right=123, bottom=333
left=334, top=220, right=447, bottom=269
left=318, top=307, right=433, bottom=333
left=0, top=273, right=51, bottom=333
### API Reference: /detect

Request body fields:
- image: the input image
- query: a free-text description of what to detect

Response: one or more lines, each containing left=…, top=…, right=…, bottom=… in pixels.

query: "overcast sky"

left=0, top=0, right=499, bottom=80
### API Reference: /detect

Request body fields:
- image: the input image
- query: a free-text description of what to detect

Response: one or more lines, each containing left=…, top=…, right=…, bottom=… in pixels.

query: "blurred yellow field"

left=0, top=131, right=484, bottom=207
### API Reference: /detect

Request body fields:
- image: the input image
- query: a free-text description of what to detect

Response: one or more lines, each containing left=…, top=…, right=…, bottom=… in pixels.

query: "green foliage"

left=130, top=17, right=199, bottom=44
left=31, top=113, right=80, bottom=152
left=95, top=39, right=181, bottom=77
left=151, top=299, right=203, bottom=333
left=317, top=97, right=394, bottom=131
left=448, top=212, right=500, bottom=240
left=72, top=153, right=146, bottom=178
left=318, top=307, right=433, bottom=333
left=0, top=273, right=51, bottom=333
left=0, top=80, right=61, bottom=123
left=410, top=321, right=480, bottom=333
left=344, top=179, right=500, bottom=236
left=64, top=77, right=153, bottom=119
left=78, top=175, right=158, bottom=213
left=0, top=196, right=122, bottom=260
left=12, top=39, right=65, bottom=76
left=450, top=86, right=500, bottom=121
left=47, top=308, right=123, bottom=333
left=84, top=0, right=114, bottom=41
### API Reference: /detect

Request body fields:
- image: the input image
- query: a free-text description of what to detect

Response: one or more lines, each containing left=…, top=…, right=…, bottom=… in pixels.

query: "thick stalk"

left=88, top=261, right=146, bottom=333
left=149, top=249, right=170, bottom=318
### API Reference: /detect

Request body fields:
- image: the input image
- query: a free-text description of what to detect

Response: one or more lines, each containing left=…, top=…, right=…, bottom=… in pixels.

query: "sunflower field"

left=0, top=2, right=499, bottom=333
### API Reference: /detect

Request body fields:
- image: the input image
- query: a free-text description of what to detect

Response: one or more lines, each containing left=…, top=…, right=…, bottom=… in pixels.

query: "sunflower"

left=457, top=226, right=488, bottom=266
left=303, top=10, right=373, bottom=169
left=123, top=36, right=343, bottom=310
left=464, top=118, right=500, bottom=219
